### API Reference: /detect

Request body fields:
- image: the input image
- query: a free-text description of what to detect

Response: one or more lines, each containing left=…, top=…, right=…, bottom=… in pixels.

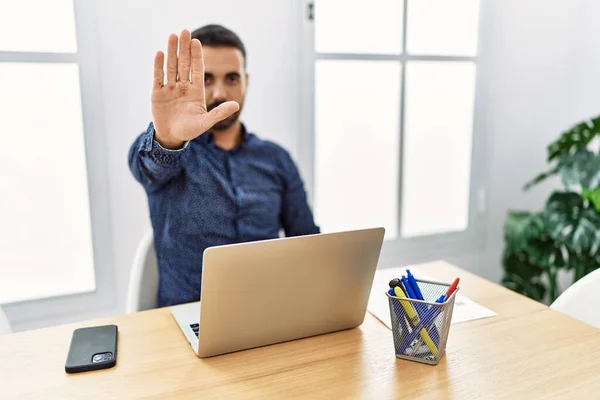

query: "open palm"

left=151, top=30, right=239, bottom=149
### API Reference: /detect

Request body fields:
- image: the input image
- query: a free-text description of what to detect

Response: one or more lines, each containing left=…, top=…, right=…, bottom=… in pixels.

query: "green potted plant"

left=502, top=114, right=600, bottom=303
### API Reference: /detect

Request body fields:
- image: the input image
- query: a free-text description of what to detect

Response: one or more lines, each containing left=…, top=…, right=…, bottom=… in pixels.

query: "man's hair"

left=191, top=24, right=247, bottom=68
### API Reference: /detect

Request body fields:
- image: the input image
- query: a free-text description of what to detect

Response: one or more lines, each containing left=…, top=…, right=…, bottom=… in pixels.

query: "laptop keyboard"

left=190, top=323, right=199, bottom=337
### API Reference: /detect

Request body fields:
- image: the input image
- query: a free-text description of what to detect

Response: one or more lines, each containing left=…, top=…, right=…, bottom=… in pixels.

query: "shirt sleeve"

left=128, top=122, right=190, bottom=193
left=280, top=150, right=320, bottom=236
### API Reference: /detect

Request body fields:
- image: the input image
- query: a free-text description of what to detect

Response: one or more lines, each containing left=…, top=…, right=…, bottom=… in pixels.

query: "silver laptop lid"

left=197, top=227, right=385, bottom=357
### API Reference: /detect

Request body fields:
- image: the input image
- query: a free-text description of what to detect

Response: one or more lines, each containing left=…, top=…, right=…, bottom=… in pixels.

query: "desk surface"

left=2, top=261, right=600, bottom=399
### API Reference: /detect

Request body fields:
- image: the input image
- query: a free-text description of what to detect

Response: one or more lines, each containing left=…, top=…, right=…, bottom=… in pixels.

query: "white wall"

left=572, top=1, right=600, bottom=118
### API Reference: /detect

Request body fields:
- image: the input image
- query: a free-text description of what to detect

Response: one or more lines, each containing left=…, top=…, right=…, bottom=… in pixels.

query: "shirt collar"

left=198, top=123, right=251, bottom=152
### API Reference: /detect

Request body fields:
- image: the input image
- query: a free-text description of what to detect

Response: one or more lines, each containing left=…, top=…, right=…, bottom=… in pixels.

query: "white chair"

left=550, top=269, right=600, bottom=329
left=0, top=306, right=12, bottom=335
left=126, top=230, right=159, bottom=313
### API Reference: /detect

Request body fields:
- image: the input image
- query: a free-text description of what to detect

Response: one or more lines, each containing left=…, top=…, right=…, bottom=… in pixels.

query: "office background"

left=2, top=0, right=600, bottom=332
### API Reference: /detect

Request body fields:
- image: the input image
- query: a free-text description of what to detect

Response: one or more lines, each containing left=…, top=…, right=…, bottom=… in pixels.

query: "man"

left=129, top=25, right=319, bottom=307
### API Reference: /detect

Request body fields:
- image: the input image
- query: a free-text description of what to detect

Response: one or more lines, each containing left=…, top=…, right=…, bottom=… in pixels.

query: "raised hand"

left=151, top=30, right=239, bottom=149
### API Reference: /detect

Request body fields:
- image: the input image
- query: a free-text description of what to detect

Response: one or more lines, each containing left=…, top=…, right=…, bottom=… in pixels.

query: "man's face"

left=203, top=46, right=248, bottom=131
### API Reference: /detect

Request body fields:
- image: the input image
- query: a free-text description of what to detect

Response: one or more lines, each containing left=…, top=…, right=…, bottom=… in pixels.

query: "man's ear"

left=245, top=73, right=250, bottom=88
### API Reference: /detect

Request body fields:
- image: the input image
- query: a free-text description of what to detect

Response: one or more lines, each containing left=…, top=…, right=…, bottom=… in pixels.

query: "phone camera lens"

left=92, top=352, right=113, bottom=363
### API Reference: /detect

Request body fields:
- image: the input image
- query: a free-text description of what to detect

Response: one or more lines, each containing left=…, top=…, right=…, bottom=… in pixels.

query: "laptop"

left=170, top=227, right=385, bottom=358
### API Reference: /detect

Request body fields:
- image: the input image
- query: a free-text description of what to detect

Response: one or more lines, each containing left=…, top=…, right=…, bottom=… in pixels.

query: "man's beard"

left=208, top=101, right=242, bottom=131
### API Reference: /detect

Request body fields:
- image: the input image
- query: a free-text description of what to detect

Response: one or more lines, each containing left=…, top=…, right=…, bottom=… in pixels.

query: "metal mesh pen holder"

left=387, top=279, right=459, bottom=365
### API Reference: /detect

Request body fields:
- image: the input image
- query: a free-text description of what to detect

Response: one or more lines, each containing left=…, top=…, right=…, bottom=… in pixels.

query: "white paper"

left=368, top=266, right=496, bottom=329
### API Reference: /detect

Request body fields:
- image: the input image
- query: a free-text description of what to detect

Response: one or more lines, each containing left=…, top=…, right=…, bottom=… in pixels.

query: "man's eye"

left=204, top=76, right=213, bottom=85
left=227, top=76, right=240, bottom=84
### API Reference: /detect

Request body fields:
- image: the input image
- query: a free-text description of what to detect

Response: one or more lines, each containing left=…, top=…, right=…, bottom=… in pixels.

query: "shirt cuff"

left=139, top=122, right=189, bottom=165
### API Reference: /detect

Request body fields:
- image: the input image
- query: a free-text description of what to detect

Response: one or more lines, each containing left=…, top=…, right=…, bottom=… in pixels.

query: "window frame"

left=1, top=0, right=116, bottom=325
left=298, top=0, right=488, bottom=267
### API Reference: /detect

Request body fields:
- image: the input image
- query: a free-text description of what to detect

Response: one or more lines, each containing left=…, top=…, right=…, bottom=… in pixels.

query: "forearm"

left=128, top=122, right=188, bottom=193
left=282, top=200, right=320, bottom=237
left=281, top=161, right=320, bottom=236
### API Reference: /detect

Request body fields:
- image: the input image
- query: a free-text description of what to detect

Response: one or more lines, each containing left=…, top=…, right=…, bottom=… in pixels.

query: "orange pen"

left=445, top=278, right=460, bottom=299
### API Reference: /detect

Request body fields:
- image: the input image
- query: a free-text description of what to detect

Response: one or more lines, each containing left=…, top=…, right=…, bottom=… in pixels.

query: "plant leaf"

left=547, top=114, right=600, bottom=163
left=545, top=192, right=600, bottom=253
left=590, top=228, right=600, bottom=256
left=587, top=161, right=600, bottom=189
left=526, top=114, right=600, bottom=191
left=527, top=238, right=568, bottom=270
left=501, top=249, right=547, bottom=302
left=559, top=150, right=593, bottom=188
left=504, top=211, right=547, bottom=251
left=583, top=187, right=600, bottom=212
left=523, top=166, right=559, bottom=191
left=557, top=149, right=600, bottom=189
left=504, top=211, right=533, bottom=250
left=501, top=209, right=566, bottom=303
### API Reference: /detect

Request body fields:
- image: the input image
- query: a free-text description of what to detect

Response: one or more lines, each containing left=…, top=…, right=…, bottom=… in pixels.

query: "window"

left=0, top=1, right=111, bottom=313
left=301, top=0, right=484, bottom=262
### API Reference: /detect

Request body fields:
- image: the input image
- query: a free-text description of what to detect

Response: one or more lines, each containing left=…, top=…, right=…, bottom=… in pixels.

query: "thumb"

left=207, top=101, right=240, bottom=125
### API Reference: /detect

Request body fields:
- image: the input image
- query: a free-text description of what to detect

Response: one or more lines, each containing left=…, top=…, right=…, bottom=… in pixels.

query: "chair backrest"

left=0, top=306, right=12, bottom=336
left=126, top=230, right=159, bottom=313
left=550, top=268, right=600, bottom=329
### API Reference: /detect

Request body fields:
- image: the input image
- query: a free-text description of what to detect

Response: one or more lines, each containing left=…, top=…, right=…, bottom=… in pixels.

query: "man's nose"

left=211, top=82, right=226, bottom=100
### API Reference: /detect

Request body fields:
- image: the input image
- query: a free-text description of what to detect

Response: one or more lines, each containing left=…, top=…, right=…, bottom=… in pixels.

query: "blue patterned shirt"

left=129, top=122, right=320, bottom=307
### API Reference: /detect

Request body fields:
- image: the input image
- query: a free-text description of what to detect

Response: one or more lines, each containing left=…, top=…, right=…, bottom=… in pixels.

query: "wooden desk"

left=2, top=261, right=600, bottom=399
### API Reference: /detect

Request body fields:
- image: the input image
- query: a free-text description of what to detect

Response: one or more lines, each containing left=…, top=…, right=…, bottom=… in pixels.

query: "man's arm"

left=128, top=122, right=188, bottom=193
left=280, top=151, right=320, bottom=236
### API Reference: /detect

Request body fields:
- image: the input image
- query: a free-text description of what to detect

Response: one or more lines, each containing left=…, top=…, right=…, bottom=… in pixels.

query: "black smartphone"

left=65, top=324, right=118, bottom=373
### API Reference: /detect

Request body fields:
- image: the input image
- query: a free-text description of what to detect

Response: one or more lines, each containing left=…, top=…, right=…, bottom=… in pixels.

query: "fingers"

left=166, top=33, right=178, bottom=84
left=153, top=51, right=165, bottom=89
left=191, top=39, right=205, bottom=84
left=207, top=101, right=240, bottom=125
left=178, top=29, right=191, bottom=83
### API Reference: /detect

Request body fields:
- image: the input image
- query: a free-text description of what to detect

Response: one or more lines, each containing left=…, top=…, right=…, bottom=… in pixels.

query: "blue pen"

left=402, top=274, right=429, bottom=317
left=401, top=274, right=425, bottom=319
left=406, top=269, right=425, bottom=301
left=401, top=276, right=417, bottom=299
left=405, top=270, right=426, bottom=321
